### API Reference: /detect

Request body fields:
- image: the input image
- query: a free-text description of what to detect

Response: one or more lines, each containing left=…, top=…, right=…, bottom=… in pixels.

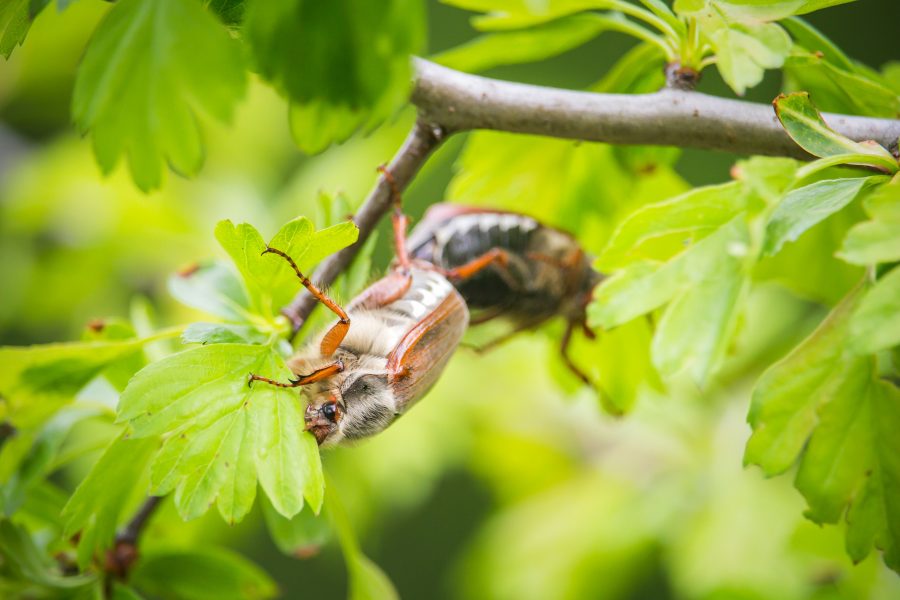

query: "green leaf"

left=168, top=262, right=252, bottom=323
left=650, top=218, right=751, bottom=382
left=214, top=218, right=358, bottom=320
left=207, top=0, right=245, bottom=25
left=763, top=176, right=886, bottom=256
left=711, top=21, right=792, bottom=95
left=0, top=338, right=159, bottom=428
left=261, top=492, right=331, bottom=557
left=794, top=361, right=900, bottom=570
left=838, top=179, right=900, bottom=265
left=1, top=406, right=104, bottom=517
left=773, top=92, right=898, bottom=168
left=0, top=0, right=29, bottom=59
left=245, top=0, right=425, bottom=152
left=745, top=287, right=862, bottom=475
left=848, top=266, right=900, bottom=355
left=61, top=434, right=158, bottom=568
left=783, top=54, right=900, bottom=119
left=289, top=100, right=366, bottom=155
left=0, top=519, right=94, bottom=589
left=181, top=323, right=269, bottom=346
left=433, top=13, right=608, bottom=73
left=674, top=0, right=857, bottom=21
left=117, top=343, right=323, bottom=523
left=131, top=546, right=277, bottom=600
left=839, top=220, right=900, bottom=266
left=72, top=0, right=247, bottom=191
left=592, top=218, right=752, bottom=383
left=597, top=181, right=744, bottom=270
left=781, top=16, right=853, bottom=71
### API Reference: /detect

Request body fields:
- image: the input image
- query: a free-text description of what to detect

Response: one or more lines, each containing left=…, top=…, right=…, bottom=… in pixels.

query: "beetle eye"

left=321, top=401, right=341, bottom=423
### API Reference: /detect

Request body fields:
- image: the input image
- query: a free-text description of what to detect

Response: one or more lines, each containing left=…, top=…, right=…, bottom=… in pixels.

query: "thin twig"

left=283, top=118, right=447, bottom=336
left=104, top=496, right=163, bottom=583
left=117, top=496, right=162, bottom=547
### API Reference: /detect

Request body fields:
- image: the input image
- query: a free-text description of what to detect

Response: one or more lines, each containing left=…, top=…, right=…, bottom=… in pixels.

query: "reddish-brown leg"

left=261, top=247, right=350, bottom=356
left=349, top=271, right=413, bottom=311
left=560, top=319, right=592, bottom=386
left=249, top=360, right=344, bottom=388
left=443, top=248, right=510, bottom=279
left=377, top=164, right=413, bottom=270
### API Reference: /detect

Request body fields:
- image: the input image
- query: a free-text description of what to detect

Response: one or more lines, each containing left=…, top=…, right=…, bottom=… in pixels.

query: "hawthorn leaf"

left=838, top=180, right=900, bottom=265
left=245, top=0, right=425, bottom=152
left=61, top=434, right=158, bottom=568
left=207, top=0, right=245, bottom=25
left=433, top=13, right=608, bottom=73
left=784, top=54, right=900, bottom=119
left=0, top=406, right=105, bottom=517
left=795, top=362, right=900, bottom=570
left=0, top=519, right=93, bottom=589
left=673, top=0, right=857, bottom=22
left=763, top=176, right=886, bottom=256
left=261, top=493, right=332, bottom=557
left=597, top=181, right=744, bottom=269
left=590, top=217, right=750, bottom=330
left=588, top=260, right=677, bottom=329
left=118, top=343, right=324, bottom=522
left=673, top=0, right=792, bottom=94
left=0, top=338, right=161, bottom=429
left=863, top=178, right=900, bottom=221
left=289, top=100, right=366, bottom=155
left=712, top=21, right=792, bottom=95
left=839, top=220, right=900, bottom=265
left=72, top=0, right=247, bottom=191
left=847, top=266, right=900, bottom=355
left=0, top=0, right=31, bottom=59
left=214, top=218, right=358, bottom=320
left=781, top=16, right=854, bottom=71
left=168, top=262, right=252, bottom=323
left=181, top=323, right=269, bottom=346
left=745, top=287, right=862, bottom=475
left=131, top=546, right=277, bottom=600
left=773, top=92, right=897, bottom=168
left=650, top=218, right=751, bottom=382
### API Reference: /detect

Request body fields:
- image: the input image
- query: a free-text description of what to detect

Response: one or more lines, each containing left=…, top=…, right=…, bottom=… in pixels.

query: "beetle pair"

left=251, top=172, right=600, bottom=446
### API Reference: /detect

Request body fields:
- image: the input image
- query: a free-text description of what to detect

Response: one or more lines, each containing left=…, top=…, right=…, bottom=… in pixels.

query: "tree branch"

left=411, top=58, right=900, bottom=159
left=104, top=496, right=163, bottom=580
left=283, top=119, right=446, bottom=335
left=283, top=59, right=900, bottom=332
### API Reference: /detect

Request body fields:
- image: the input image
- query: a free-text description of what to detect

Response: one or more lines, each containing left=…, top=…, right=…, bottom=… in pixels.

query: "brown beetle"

left=406, top=203, right=602, bottom=385
left=250, top=193, right=469, bottom=446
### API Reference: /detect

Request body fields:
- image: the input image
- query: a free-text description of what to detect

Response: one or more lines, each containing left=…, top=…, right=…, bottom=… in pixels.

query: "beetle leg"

left=261, top=246, right=350, bottom=356
left=442, top=248, right=509, bottom=279
left=525, top=248, right=584, bottom=269
left=249, top=360, right=344, bottom=388
left=468, top=302, right=513, bottom=325
left=348, top=270, right=413, bottom=311
left=560, top=319, right=592, bottom=386
left=464, top=315, right=548, bottom=354
left=377, top=164, right=413, bottom=270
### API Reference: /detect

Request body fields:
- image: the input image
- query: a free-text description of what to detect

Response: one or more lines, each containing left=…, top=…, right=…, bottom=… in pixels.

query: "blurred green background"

left=2, top=1, right=900, bottom=598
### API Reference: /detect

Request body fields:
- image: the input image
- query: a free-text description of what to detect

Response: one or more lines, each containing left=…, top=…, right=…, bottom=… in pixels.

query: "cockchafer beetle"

left=250, top=176, right=469, bottom=446
left=406, top=203, right=603, bottom=385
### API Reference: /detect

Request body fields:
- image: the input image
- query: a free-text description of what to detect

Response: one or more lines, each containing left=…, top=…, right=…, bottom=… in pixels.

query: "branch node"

left=664, top=62, right=701, bottom=91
